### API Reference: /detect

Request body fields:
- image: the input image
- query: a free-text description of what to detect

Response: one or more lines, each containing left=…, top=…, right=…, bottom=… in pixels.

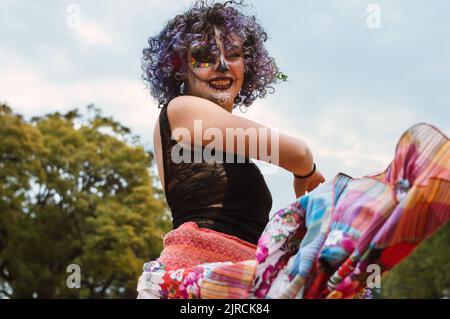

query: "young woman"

left=137, top=1, right=449, bottom=299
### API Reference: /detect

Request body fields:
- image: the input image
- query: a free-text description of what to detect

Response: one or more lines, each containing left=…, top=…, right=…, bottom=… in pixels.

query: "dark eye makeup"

left=227, top=52, right=242, bottom=58
left=189, top=43, right=243, bottom=68
left=192, top=52, right=215, bottom=63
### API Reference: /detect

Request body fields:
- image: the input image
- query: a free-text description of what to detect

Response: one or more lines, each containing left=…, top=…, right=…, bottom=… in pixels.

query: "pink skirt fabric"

left=157, top=221, right=257, bottom=268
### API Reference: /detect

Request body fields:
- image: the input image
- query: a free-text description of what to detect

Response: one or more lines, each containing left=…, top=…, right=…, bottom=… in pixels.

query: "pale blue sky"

left=1, top=0, right=449, bottom=213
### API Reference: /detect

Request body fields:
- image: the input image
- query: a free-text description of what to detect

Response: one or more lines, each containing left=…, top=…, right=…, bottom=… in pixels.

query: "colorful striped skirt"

left=137, top=123, right=449, bottom=299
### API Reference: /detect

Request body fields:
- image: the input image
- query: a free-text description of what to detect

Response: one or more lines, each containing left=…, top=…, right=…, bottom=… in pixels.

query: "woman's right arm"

left=166, top=95, right=315, bottom=177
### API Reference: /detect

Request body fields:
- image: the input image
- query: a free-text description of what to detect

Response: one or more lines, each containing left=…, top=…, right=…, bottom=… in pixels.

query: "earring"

left=180, top=82, right=185, bottom=94
left=239, top=104, right=248, bottom=113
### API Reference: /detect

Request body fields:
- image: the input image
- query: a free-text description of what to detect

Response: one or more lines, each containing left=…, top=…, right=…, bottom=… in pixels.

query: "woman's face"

left=185, top=27, right=244, bottom=112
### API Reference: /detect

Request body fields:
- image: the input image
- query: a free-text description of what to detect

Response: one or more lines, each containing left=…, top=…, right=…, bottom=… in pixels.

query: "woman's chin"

left=211, top=93, right=235, bottom=106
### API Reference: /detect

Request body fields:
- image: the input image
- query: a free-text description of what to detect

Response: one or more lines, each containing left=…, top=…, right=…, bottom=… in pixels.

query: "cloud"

left=74, top=21, right=113, bottom=45
left=0, top=52, right=159, bottom=149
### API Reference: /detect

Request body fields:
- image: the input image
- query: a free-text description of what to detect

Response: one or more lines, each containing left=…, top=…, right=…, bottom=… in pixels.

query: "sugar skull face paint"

left=185, top=27, right=245, bottom=111
left=189, top=45, right=216, bottom=69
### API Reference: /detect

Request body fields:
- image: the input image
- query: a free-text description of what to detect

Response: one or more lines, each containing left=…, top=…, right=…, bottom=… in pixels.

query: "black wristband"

left=293, top=163, right=316, bottom=179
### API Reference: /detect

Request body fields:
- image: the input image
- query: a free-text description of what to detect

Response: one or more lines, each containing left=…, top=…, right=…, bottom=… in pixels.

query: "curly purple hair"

left=142, top=0, right=279, bottom=109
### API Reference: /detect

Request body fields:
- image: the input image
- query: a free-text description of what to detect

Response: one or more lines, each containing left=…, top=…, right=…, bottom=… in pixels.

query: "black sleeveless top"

left=159, top=103, right=272, bottom=244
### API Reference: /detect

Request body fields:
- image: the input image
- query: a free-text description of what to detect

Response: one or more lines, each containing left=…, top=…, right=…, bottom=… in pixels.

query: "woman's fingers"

left=307, top=180, right=319, bottom=192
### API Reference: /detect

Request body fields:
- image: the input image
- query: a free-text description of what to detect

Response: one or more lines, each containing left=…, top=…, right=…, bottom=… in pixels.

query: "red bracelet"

left=293, top=163, right=316, bottom=179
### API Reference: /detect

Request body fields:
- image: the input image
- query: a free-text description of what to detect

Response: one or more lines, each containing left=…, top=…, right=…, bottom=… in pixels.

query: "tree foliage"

left=0, top=104, right=171, bottom=298
left=377, top=222, right=450, bottom=299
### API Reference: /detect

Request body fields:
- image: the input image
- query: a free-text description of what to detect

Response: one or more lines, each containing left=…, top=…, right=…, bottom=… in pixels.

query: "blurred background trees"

left=0, top=104, right=171, bottom=298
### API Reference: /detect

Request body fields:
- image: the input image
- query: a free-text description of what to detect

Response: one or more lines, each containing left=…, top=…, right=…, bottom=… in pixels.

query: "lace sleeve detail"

left=158, top=104, right=228, bottom=213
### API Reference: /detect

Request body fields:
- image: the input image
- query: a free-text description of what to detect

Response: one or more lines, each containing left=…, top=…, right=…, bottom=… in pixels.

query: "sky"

left=1, top=0, right=449, bottom=214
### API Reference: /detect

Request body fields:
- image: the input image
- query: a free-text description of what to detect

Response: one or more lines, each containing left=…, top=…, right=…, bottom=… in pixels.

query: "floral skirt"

left=137, top=123, right=449, bottom=299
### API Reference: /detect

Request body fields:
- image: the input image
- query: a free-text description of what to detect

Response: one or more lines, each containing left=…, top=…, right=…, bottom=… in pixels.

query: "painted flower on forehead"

left=142, top=0, right=283, bottom=108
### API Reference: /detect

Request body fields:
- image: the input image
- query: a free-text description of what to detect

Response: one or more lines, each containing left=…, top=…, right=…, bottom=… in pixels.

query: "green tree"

left=377, top=222, right=450, bottom=299
left=0, top=104, right=171, bottom=298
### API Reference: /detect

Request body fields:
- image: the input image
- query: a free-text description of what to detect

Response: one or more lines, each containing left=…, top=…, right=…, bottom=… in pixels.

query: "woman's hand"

left=293, top=170, right=325, bottom=198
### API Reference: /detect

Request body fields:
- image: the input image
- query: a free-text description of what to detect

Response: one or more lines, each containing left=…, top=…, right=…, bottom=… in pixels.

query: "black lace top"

left=159, top=103, right=273, bottom=244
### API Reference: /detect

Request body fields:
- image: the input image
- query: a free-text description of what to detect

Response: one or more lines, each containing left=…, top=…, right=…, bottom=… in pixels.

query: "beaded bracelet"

left=293, top=163, right=316, bottom=179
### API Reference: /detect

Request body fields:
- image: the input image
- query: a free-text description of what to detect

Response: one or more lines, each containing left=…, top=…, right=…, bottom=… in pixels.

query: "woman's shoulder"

left=168, top=95, right=210, bottom=106
left=166, top=95, right=225, bottom=119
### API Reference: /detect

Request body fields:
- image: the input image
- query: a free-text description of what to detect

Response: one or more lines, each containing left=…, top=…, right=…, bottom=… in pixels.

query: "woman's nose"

left=216, top=56, right=230, bottom=73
